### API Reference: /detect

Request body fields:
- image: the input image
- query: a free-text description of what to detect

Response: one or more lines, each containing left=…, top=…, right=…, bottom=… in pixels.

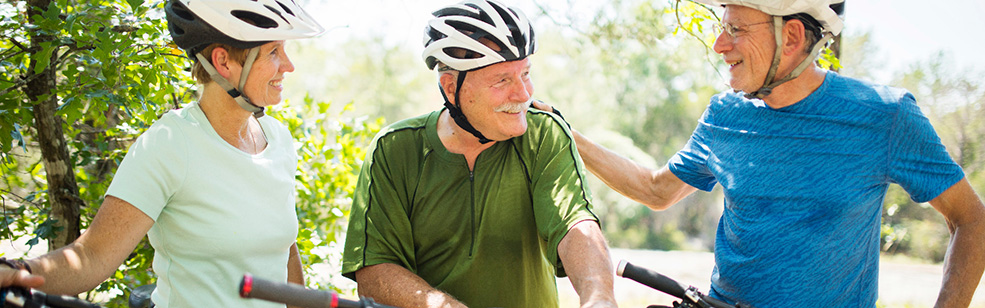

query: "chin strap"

left=440, top=70, right=493, bottom=144
left=195, top=48, right=265, bottom=118
left=744, top=16, right=833, bottom=100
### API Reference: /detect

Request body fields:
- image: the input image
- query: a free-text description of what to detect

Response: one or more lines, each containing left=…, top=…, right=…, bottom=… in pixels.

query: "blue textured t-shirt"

left=668, top=71, right=964, bottom=307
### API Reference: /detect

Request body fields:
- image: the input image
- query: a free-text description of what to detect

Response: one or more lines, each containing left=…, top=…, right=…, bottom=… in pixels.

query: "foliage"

left=271, top=97, right=382, bottom=292
left=2, top=0, right=190, bottom=304
left=1, top=1, right=980, bottom=307
left=283, top=37, right=437, bottom=124
left=1, top=0, right=380, bottom=305
left=532, top=0, right=724, bottom=250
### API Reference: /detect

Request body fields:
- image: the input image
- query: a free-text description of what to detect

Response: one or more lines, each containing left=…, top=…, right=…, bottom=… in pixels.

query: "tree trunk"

left=26, top=0, right=82, bottom=251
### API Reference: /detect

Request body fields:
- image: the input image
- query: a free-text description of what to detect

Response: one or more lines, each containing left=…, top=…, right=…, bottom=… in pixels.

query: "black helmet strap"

left=440, top=70, right=493, bottom=144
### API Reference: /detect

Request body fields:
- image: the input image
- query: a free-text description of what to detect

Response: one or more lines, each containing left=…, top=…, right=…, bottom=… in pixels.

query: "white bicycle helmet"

left=165, top=0, right=324, bottom=117
left=694, top=0, right=845, bottom=99
left=422, top=0, right=537, bottom=72
left=694, top=0, right=843, bottom=36
left=421, top=0, right=537, bottom=144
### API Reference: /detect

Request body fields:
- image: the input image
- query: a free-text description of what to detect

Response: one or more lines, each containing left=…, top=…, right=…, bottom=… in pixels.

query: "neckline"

left=189, top=101, right=271, bottom=157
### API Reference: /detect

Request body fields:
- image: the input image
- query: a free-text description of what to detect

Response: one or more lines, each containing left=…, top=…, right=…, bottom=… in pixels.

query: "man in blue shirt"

left=537, top=0, right=985, bottom=307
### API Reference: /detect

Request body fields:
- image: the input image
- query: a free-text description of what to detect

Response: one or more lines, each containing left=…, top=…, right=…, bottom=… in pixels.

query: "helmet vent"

left=275, top=0, right=296, bottom=17
left=231, top=10, right=279, bottom=29
left=172, top=5, right=195, bottom=20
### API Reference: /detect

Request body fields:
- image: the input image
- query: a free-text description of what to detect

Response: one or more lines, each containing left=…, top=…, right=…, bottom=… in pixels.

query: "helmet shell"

left=694, top=0, right=845, bottom=36
left=422, top=0, right=537, bottom=71
left=165, top=0, right=324, bottom=56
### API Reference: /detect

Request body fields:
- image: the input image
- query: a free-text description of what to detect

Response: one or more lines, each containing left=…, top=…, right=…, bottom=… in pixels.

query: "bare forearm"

left=558, top=221, right=618, bottom=308
left=28, top=196, right=152, bottom=295
left=935, top=221, right=985, bottom=308
left=355, top=263, right=466, bottom=308
left=287, top=242, right=304, bottom=285
left=286, top=242, right=305, bottom=308
left=572, top=130, right=692, bottom=210
left=930, top=179, right=985, bottom=308
left=29, top=242, right=125, bottom=295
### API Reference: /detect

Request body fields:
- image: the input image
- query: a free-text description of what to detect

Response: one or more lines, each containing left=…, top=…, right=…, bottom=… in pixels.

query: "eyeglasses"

left=713, top=21, right=772, bottom=38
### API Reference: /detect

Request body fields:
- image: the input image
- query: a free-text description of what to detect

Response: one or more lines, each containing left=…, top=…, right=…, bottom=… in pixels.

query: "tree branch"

left=0, top=73, right=45, bottom=98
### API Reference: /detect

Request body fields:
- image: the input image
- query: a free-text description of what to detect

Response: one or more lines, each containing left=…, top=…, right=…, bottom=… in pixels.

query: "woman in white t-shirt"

left=0, top=0, right=323, bottom=306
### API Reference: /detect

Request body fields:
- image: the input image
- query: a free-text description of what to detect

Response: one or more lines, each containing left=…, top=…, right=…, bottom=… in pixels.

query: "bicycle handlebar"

left=239, top=273, right=398, bottom=308
left=616, top=259, right=739, bottom=308
left=1, top=287, right=103, bottom=308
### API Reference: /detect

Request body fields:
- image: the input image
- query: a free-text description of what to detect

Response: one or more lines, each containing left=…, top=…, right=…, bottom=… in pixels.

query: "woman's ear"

left=210, top=47, right=234, bottom=79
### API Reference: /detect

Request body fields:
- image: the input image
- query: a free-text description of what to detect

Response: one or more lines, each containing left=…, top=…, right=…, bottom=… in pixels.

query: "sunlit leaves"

left=1, top=0, right=193, bottom=305
left=817, top=47, right=842, bottom=71
left=270, top=97, right=382, bottom=292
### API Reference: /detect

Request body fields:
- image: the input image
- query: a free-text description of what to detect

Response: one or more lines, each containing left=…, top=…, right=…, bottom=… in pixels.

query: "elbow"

left=641, top=199, right=674, bottom=211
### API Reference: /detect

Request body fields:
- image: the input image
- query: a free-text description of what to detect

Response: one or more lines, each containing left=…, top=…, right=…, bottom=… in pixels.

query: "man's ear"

left=439, top=71, right=458, bottom=105
left=781, top=19, right=808, bottom=56
left=210, top=47, right=235, bottom=79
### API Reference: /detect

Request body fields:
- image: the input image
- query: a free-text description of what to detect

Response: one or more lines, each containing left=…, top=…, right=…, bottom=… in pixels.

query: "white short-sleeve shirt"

left=106, top=102, right=298, bottom=307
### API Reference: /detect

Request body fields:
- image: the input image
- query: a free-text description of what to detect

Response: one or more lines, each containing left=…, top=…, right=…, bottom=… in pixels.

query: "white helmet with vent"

left=694, top=0, right=844, bottom=36
left=165, top=0, right=324, bottom=117
left=694, top=0, right=846, bottom=99
left=422, top=0, right=537, bottom=71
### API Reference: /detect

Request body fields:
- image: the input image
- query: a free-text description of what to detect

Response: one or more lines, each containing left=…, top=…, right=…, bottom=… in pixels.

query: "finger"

left=2, top=269, right=45, bottom=288
left=14, top=270, right=45, bottom=288
left=530, top=99, right=552, bottom=112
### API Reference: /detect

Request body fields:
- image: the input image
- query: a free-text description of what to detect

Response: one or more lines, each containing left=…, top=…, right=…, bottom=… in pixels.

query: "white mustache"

left=494, top=100, right=532, bottom=113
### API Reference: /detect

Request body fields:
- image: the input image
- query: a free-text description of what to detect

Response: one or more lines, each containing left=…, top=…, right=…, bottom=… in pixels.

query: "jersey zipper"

left=468, top=170, right=476, bottom=257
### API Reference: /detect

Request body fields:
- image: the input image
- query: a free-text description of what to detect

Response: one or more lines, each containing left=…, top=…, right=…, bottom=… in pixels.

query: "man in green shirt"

left=341, top=1, right=618, bottom=307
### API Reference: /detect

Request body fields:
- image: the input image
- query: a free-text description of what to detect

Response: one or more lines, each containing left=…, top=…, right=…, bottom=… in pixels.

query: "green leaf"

left=126, top=0, right=146, bottom=13
left=32, top=41, right=55, bottom=75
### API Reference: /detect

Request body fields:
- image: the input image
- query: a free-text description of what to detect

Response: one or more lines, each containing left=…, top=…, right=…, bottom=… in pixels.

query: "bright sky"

left=303, top=0, right=985, bottom=84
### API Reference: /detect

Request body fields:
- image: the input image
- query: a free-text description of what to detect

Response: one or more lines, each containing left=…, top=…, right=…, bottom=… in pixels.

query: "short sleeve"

left=105, top=116, right=187, bottom=221
left=668, top=108, right=718, bottom=192
left=341, top=134, right=417, bottom=281
left=887, top=93, right=964, bottom=202
left=526, top=111, right=599, bottom=274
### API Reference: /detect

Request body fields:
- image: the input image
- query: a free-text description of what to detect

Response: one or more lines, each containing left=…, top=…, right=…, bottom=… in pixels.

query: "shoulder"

left=705, top=91, right=756, bottom=113
left=365, top=111, right=436, bottom=160
left=258, top=115, right=292, bottom=137
left=134, top=108, right=192, bottom=147
left=510, top=108, right=577, bottom=162
left=373, top=111, right=432, bottom=143
left=522, top=108, right=572, bottom=141
left=821, top=71, right=915, bottom=112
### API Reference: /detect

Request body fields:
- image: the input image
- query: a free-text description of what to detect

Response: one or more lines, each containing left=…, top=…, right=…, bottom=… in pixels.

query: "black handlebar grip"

left=239, top=273, right=398, bottom=308
left=2, top=287, right=104, bottom=308
left=41, top=293, right=104, bottom=308
left=616, top=259, right=688, bottom=299
left=616, top=260, right=738, bottom=308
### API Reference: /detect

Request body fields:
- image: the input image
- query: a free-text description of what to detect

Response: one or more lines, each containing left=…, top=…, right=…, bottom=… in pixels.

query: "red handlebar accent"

left=240, top=273, right=254, bottom=298
left=331, top=292, right=339, bottom=308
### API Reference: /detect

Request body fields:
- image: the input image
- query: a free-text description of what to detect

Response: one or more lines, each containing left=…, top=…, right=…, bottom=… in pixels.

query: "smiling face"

left=227, top=41, right=295, bottom=107
left=712, top=5, right=777, bottom=93
left=454, top=58, right=534, bottom=141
